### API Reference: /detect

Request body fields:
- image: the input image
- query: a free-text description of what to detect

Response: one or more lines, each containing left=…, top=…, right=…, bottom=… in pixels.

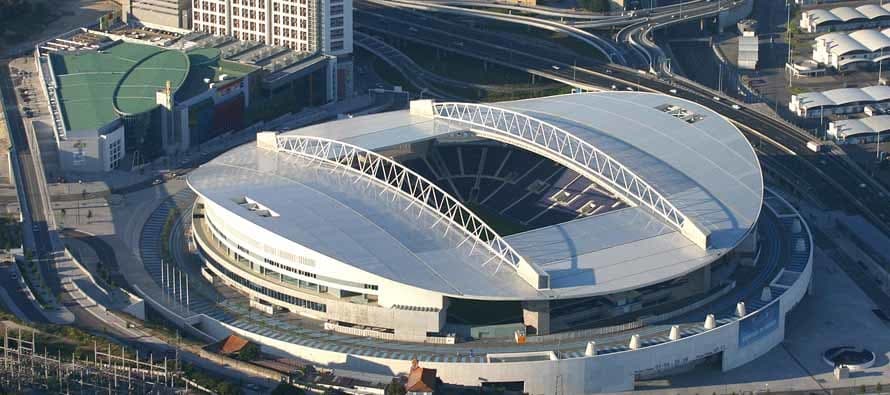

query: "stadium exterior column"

left=521, top=300, right=551, bottom=335
left=737, top=224, right=759, bottom=266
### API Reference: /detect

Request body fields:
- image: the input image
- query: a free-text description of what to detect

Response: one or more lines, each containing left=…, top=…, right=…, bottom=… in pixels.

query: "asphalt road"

left=0, top=62, right=63, bottom=297
left=0, top=64, right=47, bottom=249
left=0, top=264, right=48, bottom=322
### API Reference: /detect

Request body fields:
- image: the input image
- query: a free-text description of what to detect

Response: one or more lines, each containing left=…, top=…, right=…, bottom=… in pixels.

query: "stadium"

left=186, top=92, right=813, bottom=393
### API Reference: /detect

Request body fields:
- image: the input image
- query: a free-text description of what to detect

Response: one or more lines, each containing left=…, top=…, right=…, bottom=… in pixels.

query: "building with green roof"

left=45, top=40, right=258, bottom=172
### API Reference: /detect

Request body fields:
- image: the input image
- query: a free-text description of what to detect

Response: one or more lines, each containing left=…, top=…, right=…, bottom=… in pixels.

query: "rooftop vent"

left=655, top=104, right=704, bottom=124
left=232, top=196, right=279, bottom=218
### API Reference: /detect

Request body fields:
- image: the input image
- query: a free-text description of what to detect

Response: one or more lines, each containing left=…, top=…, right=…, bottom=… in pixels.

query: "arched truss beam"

left=263, top=134, right=551, bottom=290
left=430, top=102, right=709, bottom=250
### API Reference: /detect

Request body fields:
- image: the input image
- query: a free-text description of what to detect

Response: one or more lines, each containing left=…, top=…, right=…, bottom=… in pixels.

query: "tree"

left=384, top=379, right=406, bottom=395
left=217, top=381, right=241, bottom=395
left=270, top=382, right=304, bottom=395
left=237, top=342, right=260, bottom=361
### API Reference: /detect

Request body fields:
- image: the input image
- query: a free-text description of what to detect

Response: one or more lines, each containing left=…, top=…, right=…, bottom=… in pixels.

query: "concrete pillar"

left=628, top=334, right=641, bottom=350
left=736, top=301, right=747, bottom=317
left=256, top=132, right=279, bottom=150
left=761, top=286, right=773, bottom=302
left=584, top=341, right=596, bottom=357
left=737, top=226, right=759, bottom=266
left=522, top=300, right=550, bottom=335
left=669, top=325, right=680, bottom=341
left=704, top=314, right=716, bottom=330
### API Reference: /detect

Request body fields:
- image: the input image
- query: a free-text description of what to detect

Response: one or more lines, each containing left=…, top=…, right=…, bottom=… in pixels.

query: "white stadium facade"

left=186, top=92, right=813, bottom=393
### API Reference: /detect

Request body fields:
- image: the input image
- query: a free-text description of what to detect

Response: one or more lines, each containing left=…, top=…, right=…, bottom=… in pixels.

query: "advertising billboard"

left=738, top=300, right=780, bottom=348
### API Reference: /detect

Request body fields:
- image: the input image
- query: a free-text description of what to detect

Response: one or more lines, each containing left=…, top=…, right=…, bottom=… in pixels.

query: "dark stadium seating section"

left=395, top=141, right=626, bottom=232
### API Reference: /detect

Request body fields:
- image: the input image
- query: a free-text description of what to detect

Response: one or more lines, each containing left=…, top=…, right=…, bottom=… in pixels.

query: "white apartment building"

left=191, top=0, right=352, bottom=57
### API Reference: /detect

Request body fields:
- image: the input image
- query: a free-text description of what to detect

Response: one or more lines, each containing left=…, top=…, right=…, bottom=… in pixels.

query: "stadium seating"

left=395, top=140, right=626, bottom=234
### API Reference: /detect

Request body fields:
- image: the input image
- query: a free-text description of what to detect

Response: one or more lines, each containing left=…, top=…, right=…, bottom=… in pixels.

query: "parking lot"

left=8, top=56, right=60, bottom=177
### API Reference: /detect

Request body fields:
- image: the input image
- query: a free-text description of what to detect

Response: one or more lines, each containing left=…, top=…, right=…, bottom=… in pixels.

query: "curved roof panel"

left=189, top=93, right=763, bottom=300
left=832, top=115, right=890, bottom=138
left=809, top=5, right=890, bottom=27
left=50, top=41, right=189, bottom=131
left=824, top=87, right=879, bottom=105
left=817, top=32, right=869, bottom=55
left=808, top=8, right=841, bottom=25
left=860, top=85, right=890, bottom=101
left=860, top=115, right=890, bottom=132
left=857, top=4, right=890, bottom=20
left=833, top=6, right=868, bottom=22
left=848, top=29, right=890, bottom=51
left=797, top=86, right=890, bottom=109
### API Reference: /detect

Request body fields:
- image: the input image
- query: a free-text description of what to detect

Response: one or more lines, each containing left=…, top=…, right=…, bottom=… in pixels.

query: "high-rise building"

left=192, top=0, right=353, bottom=97
left=191, top=0, right=352, bottom=57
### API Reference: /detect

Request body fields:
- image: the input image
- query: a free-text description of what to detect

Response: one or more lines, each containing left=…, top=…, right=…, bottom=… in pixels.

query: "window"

left=331, top=28, right=343, bottom=39
left=331, top=40, right=343, bottom=51
left=330, top=17, right=343, bottom=27
left=203, top=253, right=327, bottom=313
left=331, top=4, right=343, bottom=14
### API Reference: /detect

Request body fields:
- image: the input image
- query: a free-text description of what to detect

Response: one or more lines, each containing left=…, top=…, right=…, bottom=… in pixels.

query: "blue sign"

left=738, top=300, right=780, bottom=348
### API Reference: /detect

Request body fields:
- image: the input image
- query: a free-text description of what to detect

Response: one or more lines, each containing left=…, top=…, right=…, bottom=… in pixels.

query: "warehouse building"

left=789, top=86, right=890, bottom=118
left=812, top=29, right=890, bottom=70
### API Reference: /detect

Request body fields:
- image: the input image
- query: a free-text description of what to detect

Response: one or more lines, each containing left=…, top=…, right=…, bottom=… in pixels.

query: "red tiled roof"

left=405, top=366, right=437, bottom=393
left=220, top=334, right=250, bottom=355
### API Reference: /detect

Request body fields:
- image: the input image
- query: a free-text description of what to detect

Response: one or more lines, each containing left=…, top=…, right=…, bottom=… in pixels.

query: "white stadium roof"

left=188, top=92, right=763, bottom=300
left=794, top=85, right=890, bottom=109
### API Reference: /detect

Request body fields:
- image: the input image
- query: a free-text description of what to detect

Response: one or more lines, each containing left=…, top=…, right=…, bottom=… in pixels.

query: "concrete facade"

left=192, top=189, right=812, bottom=394
left=193, top=198, right=449, bottom=341
left=58, top=121, right=125, bottom=173
left=191, top=0, right=352, bottom=56
left=121, top=0, right=191, bottom=29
